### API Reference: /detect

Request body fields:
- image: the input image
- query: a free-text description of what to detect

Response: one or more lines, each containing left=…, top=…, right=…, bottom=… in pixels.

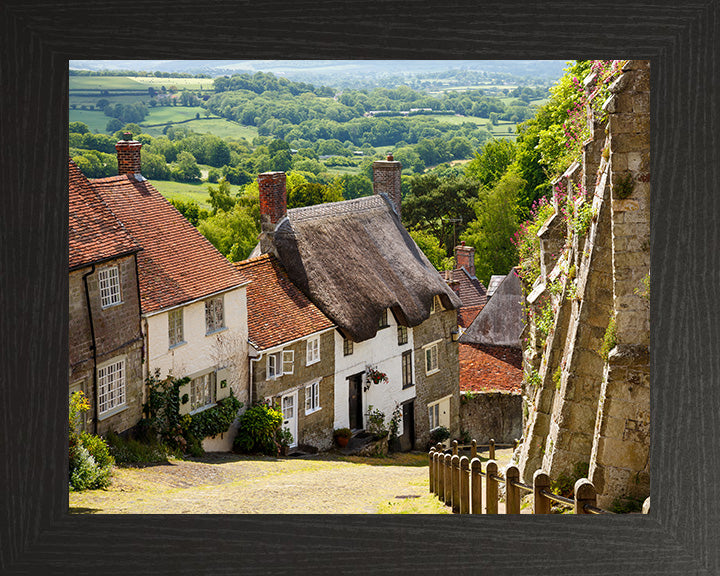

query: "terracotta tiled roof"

left=457, top=305, right=484, bottom=329
left=69, top=159, right=140, bottom=270
left=235, top=254, right=334, bottom=350
left=90, top=174, right=247, bottom=314
left=442, top=268, right=487, bottom=308
left=459, top=342, right=523, bottom=393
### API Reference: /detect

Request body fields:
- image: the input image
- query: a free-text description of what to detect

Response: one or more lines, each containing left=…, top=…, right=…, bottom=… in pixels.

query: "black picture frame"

left=2, top=1, right=718, bottom=574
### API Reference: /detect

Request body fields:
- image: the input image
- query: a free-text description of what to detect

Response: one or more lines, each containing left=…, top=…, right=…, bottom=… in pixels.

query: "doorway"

left=400, top=400, right=415, bottom=451
left=281, top=390, right=298, bottom=448
left=348, top=372, right=364, bottom=430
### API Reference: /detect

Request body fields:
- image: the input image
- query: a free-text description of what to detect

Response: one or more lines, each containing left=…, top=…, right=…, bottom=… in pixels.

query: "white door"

left=281, top=391, right=298, bottom=448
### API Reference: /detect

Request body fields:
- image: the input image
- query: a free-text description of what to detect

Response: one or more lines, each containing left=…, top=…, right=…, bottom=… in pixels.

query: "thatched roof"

left=459, top=269, right=524, bottom=348
left=270, top=194, right=461, bottom=342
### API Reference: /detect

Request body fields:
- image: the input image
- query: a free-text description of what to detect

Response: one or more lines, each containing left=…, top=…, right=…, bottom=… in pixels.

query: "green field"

left=70, top=76, right=148, bottom=90
left=423, top=113, right=486, bottom=126
left=128, top=77, right=212, bottom=90
left=141, top=106, right=209, bottom=125
left=151, top=180, right=212, bottom=209
left=69, top=110, right=112, bottom=133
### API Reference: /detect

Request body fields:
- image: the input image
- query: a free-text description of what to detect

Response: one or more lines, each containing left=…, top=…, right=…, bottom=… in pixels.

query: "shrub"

left=551, top=461, right=589, bottom=498
left=233, top=403, right=284, bottom=455
left=79, top=431, right=114, bottom=468
left=69, top=443, right=112, bottom=491
left=364, top=406, right=388, bottom=438
left=430, top=426, right=450, bottom=444
left=105, top=431, right=168, bottom=466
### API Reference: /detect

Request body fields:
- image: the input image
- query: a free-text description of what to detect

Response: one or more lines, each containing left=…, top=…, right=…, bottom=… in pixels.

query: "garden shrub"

left=430, top=426, right=450, bottom=444
left=105, top=431, right=168, bottom=466
left=69, top=444, right=112, bottom=491
left=68, top=391, right=114, bottom=491
left=233, top=403, right=284, bottom=455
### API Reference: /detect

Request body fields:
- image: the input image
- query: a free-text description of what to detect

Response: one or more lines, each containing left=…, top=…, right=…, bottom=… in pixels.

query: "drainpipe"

left=82, top=264, right=98, bottom=434
left=249, top=347, right=263, bottom=407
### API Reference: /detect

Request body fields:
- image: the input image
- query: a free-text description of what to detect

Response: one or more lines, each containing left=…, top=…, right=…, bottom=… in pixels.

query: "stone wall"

left=517, top=61, right=650, bottom=509
left=460, top=392, right=522, bottom=444
left=69, top=254, right=144, bottom=435
left=413, top=307, right=460, bottom=447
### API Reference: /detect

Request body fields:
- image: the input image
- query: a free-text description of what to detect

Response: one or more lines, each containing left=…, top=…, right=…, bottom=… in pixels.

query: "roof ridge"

left=287, top=195, right=385, bottom=222
left=234, top=254, right=273, bottom=269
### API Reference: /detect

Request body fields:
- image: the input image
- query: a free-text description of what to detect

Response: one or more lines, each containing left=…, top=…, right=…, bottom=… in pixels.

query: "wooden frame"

left=1, top=0, right=717, bottom=573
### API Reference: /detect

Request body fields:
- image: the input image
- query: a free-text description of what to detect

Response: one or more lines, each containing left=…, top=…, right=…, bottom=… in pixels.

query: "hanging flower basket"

left=364, top=367, right=389, bottom=391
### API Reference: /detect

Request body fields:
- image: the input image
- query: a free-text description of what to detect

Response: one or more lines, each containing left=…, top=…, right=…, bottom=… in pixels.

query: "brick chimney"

left=115, top=132, right=143, bottom=180
left=373, top=154, right=402, bottom=218
left=258, top=171, right=287, bottom=254
left=455, top=241, right=476, bottom=277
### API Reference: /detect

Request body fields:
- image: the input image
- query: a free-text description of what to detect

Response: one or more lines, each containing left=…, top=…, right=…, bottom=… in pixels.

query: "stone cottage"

left=69, top=159, right=144, bottom=435
left=252, top=159, right=462, bottom=449
left=234, top=254, right=336, bottom=451
left=86, top=135, right=250, bottom=450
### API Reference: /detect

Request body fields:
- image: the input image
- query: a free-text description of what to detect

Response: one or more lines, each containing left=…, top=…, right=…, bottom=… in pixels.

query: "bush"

left=233, top=403, right=284, bottom=456
left=430, top=426, right=450, bottom=444
left=69, top=443, right=113, bottom=491
left=105, top=431, right=169, bottom=466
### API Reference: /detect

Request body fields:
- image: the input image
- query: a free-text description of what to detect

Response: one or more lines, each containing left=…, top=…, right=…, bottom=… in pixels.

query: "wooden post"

left=436, top=452, right=444, bottom=500
left=574, top=478, right=597, bottom=514
left=470, top=439, right=477, bottom=460
left=533, top=470, right=552, bottom=514
left=485, top=460, right=498, bottom=514
left=434, top=452, right=441, bottom=495
left=459, top=456, right=470, bottom=514
left=505, top=465, right=521, bottom=514
left=428, top=448, right=435, bottom=494
left=444, top=453, right=452, bottom=505
left=452, top=439, right=458, bottom=456
left=451, top=455, right=460, bottom=513
left=470, top=457, right=482, bottom=514
left=489, top=438, right=495, bottom=460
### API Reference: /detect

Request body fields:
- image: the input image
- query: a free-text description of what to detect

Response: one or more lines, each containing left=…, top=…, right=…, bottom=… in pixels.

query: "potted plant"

left=333, top=427, right=352, bottom=448
left=275, top=427, right=293, bottom=456
left=364, top=366, right=388, bottom=391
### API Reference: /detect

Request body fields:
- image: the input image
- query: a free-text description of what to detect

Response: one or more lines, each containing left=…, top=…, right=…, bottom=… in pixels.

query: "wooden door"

left=348, top=373, right=363, bottom=430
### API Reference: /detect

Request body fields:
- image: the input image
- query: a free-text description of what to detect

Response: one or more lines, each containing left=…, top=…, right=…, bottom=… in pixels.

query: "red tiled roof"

left=459, top=342, right=523, bottom=393
left=457, top=305, right=484, bottom=329
left=235, top=254, right=334, bottom=350
left=69, top=160, right=140, bottom=270
left=90, top=174, right=247, bottom=313
left=443, top=268, right=487, bottom=308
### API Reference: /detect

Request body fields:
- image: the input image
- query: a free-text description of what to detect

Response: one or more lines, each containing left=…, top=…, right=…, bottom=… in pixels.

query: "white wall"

left=145, top=286, right=248, bottom=402
left=333, top=312, right=415, bottom=434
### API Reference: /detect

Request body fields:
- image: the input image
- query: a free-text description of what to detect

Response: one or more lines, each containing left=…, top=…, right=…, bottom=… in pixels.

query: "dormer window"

left=397, top=325, right=408, bottom=346
left=378, top=309, right=389, bottom=328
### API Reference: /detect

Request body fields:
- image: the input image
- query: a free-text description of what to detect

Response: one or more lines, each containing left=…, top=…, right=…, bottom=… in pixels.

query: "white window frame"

left=168, top=307, right=184, bottom=348
left=305, top=380, right=321, bottom=414
left=98, top=265, right=122, bottom=308
left=423, top=340, right=440, bottom=375
left=97, top=357, right=126, bottom=417
left=306, top=335, right=320, bottom=366
left=282, top=350, right=295, bottom=375
left=267, top=353, right=279, bottom=380
left=428, top=395, right=451, bottom=431
left=205, top=296, right=225, bottom=335
left=428, top=402, right=440, bottom=430
left=189, top=371, right=217, bottom=413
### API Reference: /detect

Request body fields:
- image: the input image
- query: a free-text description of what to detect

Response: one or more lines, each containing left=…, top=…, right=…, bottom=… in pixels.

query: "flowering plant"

left=364, top=367, right=389, bottom=391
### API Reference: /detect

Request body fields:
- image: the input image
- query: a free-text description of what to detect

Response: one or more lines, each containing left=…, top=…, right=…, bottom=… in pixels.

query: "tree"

left=460, top=169, right=525, bottom=285
left=197, top=203, right=259, bottom=262
left=69, top=121, right=90, bottom=135
left=408, top=228, right=454, bottom=271
left=464, top=139, right=517, bottom=189
left=207, top=178, right=236, bottom=214
left=171, top=151, right=201, bottom=182
left=106, top=118, right=123, bottom=133
left=141, top=150, right=171, bottom=180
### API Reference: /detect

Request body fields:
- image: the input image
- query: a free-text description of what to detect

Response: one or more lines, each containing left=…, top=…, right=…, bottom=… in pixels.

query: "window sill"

left=189, top=403, right=217, bottom=416
left=206, top=326, right=227, bottom=337
left=305, top=406, right=322, bottom=416
left=169, top=340, right=187, bottom=350
left=402, top=383, right=415, bottom=390
left=98, top=403, right=127, bottom=421
left=426, top=368, right=440, bottom=376
left=100, top=300, right=124, bottom=310
left=306, top=358, right=320, bottom=367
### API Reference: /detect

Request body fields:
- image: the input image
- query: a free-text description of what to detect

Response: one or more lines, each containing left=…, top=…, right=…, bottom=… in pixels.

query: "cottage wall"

left=253, top=329, right=335, bottom=451
left=412, top=307, right=460, bottom=448
left=69, top=254, right=144, bottom=435
left=333, top=313, right=416, bottom=436
left=145, top=286, right=249, bottom=412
